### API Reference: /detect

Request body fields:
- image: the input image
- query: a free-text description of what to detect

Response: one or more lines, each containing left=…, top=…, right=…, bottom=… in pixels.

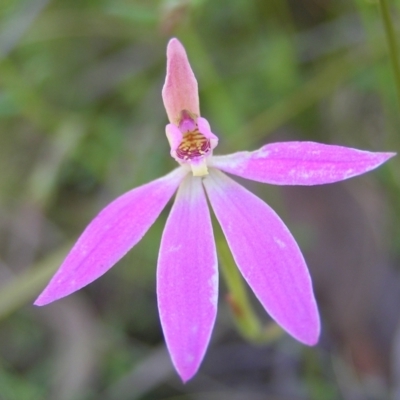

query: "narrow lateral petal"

left=204, top=169, right=320, bottom=345
left=157, top=175, right=218, bottom=382
left=211, top=141, right=395, bottom=186
left=35, top=168, right=188, bottom=306
left=162, top=38, right=200, bottom=124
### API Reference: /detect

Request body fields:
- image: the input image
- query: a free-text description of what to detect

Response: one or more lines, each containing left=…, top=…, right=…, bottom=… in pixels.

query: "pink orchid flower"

left=35, top=38, right=395, bottom=382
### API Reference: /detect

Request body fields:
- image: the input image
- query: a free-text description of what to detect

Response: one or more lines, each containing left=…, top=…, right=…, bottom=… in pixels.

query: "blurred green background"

left=1, top=0, right=400, bottom=399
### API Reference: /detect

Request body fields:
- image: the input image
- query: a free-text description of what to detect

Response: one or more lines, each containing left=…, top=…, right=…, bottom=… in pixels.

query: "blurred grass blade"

left=378, top=0, right=400, bottom=109
left=240, top=50, right=378, bottom=147
left=27, top=117, right=85, bottom=206
left=0, top=0, right=50, bottom=59
left=0, top=243, right=72, bottom=321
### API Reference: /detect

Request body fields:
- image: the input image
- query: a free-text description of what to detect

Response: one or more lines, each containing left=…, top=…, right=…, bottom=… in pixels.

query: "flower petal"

left=165, top=123, right=183, bottom=154
left=203, top=169, right=320, bottom=345
left=35, top=168, right=188, bottom=306
left=157, top=175, right=218, bottom=382
left=162, top=38, right=200, bottom=124
left=197, top=117, right=219, bottom=150
left=211, top=141, right=395, bottom=185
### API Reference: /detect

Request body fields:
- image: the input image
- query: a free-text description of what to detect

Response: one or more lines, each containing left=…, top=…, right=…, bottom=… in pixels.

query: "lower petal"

left=157, top=175, right=218, bottom=382
left=35, top=168, right=187, bottom=306
left=204, top=169, right=320, bottom=345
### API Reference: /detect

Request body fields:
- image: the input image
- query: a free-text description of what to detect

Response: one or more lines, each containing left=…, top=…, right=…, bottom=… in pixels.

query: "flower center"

left=165, top=110, right=217, bottom=177
left=175, top=130, right=211, bottom=161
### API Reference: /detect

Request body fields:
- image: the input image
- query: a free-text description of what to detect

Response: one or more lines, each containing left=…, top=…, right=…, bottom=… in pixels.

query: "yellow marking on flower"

left=176, top=129, right=211, bottom=160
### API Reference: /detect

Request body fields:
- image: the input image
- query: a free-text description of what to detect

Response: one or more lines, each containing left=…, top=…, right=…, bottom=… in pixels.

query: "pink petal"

left=197, top=117, right=217, bottom=140
left=165, top=123, right=183, bottom=154
left=157, top=175, right=218, bottom=382
left=203, top=169, right=320, bottom=345
left=35, top=168, right=188, bottom=306
left=162, top=38, right=200, bottom=124
left=211, top=141, right=395, bottom=185
left=197, top=117, right=219, bottom=150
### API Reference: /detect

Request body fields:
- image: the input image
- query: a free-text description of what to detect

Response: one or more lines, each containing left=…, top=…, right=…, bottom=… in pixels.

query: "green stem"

left=216, top=235, right=283, bottom=344
left=379, top=0, right=400, bottom=108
